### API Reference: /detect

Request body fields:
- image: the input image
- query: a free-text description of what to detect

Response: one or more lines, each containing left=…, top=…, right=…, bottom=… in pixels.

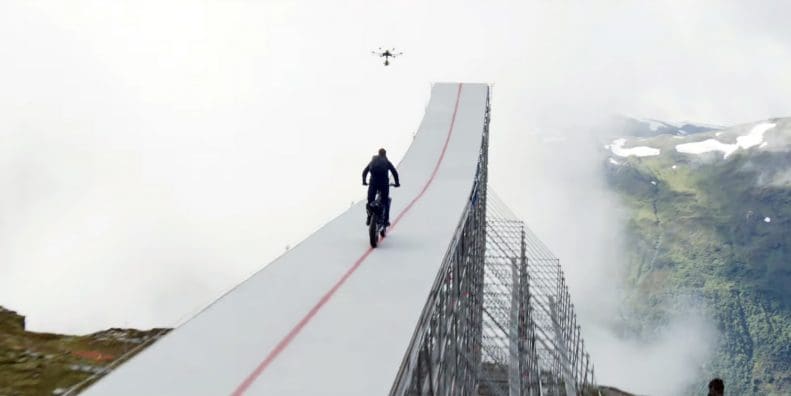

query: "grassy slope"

left=0, top=306, right=169, bottom=396
left=606, top=127, right=791, bottom=395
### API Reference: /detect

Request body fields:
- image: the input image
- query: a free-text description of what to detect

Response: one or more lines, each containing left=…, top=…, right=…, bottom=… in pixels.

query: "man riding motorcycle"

left=362, top=148, right=400, bottom=226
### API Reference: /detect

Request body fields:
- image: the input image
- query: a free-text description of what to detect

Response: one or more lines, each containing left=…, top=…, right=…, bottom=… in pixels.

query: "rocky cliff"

left=0, top=306, right=169, bottom=395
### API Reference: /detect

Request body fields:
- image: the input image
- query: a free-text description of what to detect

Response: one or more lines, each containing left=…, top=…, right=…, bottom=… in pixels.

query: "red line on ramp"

left=231, top=83, right=464, bottom=395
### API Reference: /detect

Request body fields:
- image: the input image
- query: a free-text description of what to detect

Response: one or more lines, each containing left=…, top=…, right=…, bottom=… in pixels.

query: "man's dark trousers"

left=367, top=182, right=391, bottom=224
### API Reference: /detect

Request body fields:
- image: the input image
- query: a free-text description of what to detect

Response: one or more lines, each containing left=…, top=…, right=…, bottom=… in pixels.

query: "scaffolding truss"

left=390, top=88, right=595, bottom=395
left=483, top=193, right=596, bottom=396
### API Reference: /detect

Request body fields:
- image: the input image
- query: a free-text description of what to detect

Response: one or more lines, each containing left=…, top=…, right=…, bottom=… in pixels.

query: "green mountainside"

left=605, top=118, right=791, bottom=395
left=0, top=306, right=169, bottom=395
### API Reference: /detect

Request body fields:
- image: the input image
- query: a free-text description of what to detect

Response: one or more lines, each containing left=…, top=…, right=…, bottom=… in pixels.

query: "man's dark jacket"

left=362, top=155, right=400, bottom=187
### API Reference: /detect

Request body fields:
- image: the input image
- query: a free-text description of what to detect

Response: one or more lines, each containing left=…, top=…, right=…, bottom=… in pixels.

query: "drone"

left=372, top=47, right=403, bottom=66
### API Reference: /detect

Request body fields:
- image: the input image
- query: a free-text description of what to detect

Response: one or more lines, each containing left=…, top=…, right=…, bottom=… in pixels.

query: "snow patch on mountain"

left=609, top=138, right=661, bottom=157
left=675, top=122, right=776, bottom=159
left=737, top=122, right=775, bottom=148
left=676, top=138, right=739, bottom=158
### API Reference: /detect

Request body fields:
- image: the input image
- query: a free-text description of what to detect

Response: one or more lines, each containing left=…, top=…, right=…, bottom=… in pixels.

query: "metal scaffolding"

left=390, top=87, right=595, bottom=395
left=483, top=193, right=597, bottom=396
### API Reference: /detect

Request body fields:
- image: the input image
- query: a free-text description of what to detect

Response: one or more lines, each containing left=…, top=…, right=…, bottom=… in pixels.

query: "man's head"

left=708, top=378, right=724, bottom=396
left=378, top=148, right=386, bottom=157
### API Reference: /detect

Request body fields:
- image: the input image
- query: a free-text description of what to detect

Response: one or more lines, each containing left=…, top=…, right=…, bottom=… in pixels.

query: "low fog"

left=2, top=1, right=790, bottom=393
left=490, top=117, right=718, bottom=394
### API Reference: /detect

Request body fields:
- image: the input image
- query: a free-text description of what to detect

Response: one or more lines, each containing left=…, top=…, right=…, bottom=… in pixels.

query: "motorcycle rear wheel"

left=369, top=213, right=379, bottom=247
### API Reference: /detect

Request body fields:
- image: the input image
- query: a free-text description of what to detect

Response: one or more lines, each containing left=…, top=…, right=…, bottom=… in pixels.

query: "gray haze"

left=495, top=119, right=718, bottom=394
left=1, top=1, right=790, bottom=393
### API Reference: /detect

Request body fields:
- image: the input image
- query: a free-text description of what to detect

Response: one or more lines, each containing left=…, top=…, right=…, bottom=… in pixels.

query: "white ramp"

left=83, top=82, right=490, bottom=395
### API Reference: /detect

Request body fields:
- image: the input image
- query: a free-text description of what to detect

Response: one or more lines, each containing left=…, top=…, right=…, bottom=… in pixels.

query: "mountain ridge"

left=605, top=117, right=791, bottom=395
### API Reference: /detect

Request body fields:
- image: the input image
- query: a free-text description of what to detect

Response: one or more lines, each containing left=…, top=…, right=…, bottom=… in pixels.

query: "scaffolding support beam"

left=391, top=88, right=596, bottom=395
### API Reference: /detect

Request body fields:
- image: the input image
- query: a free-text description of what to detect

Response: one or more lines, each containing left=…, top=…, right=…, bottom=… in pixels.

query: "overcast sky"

left=1, top=1, right=790, bottom=392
